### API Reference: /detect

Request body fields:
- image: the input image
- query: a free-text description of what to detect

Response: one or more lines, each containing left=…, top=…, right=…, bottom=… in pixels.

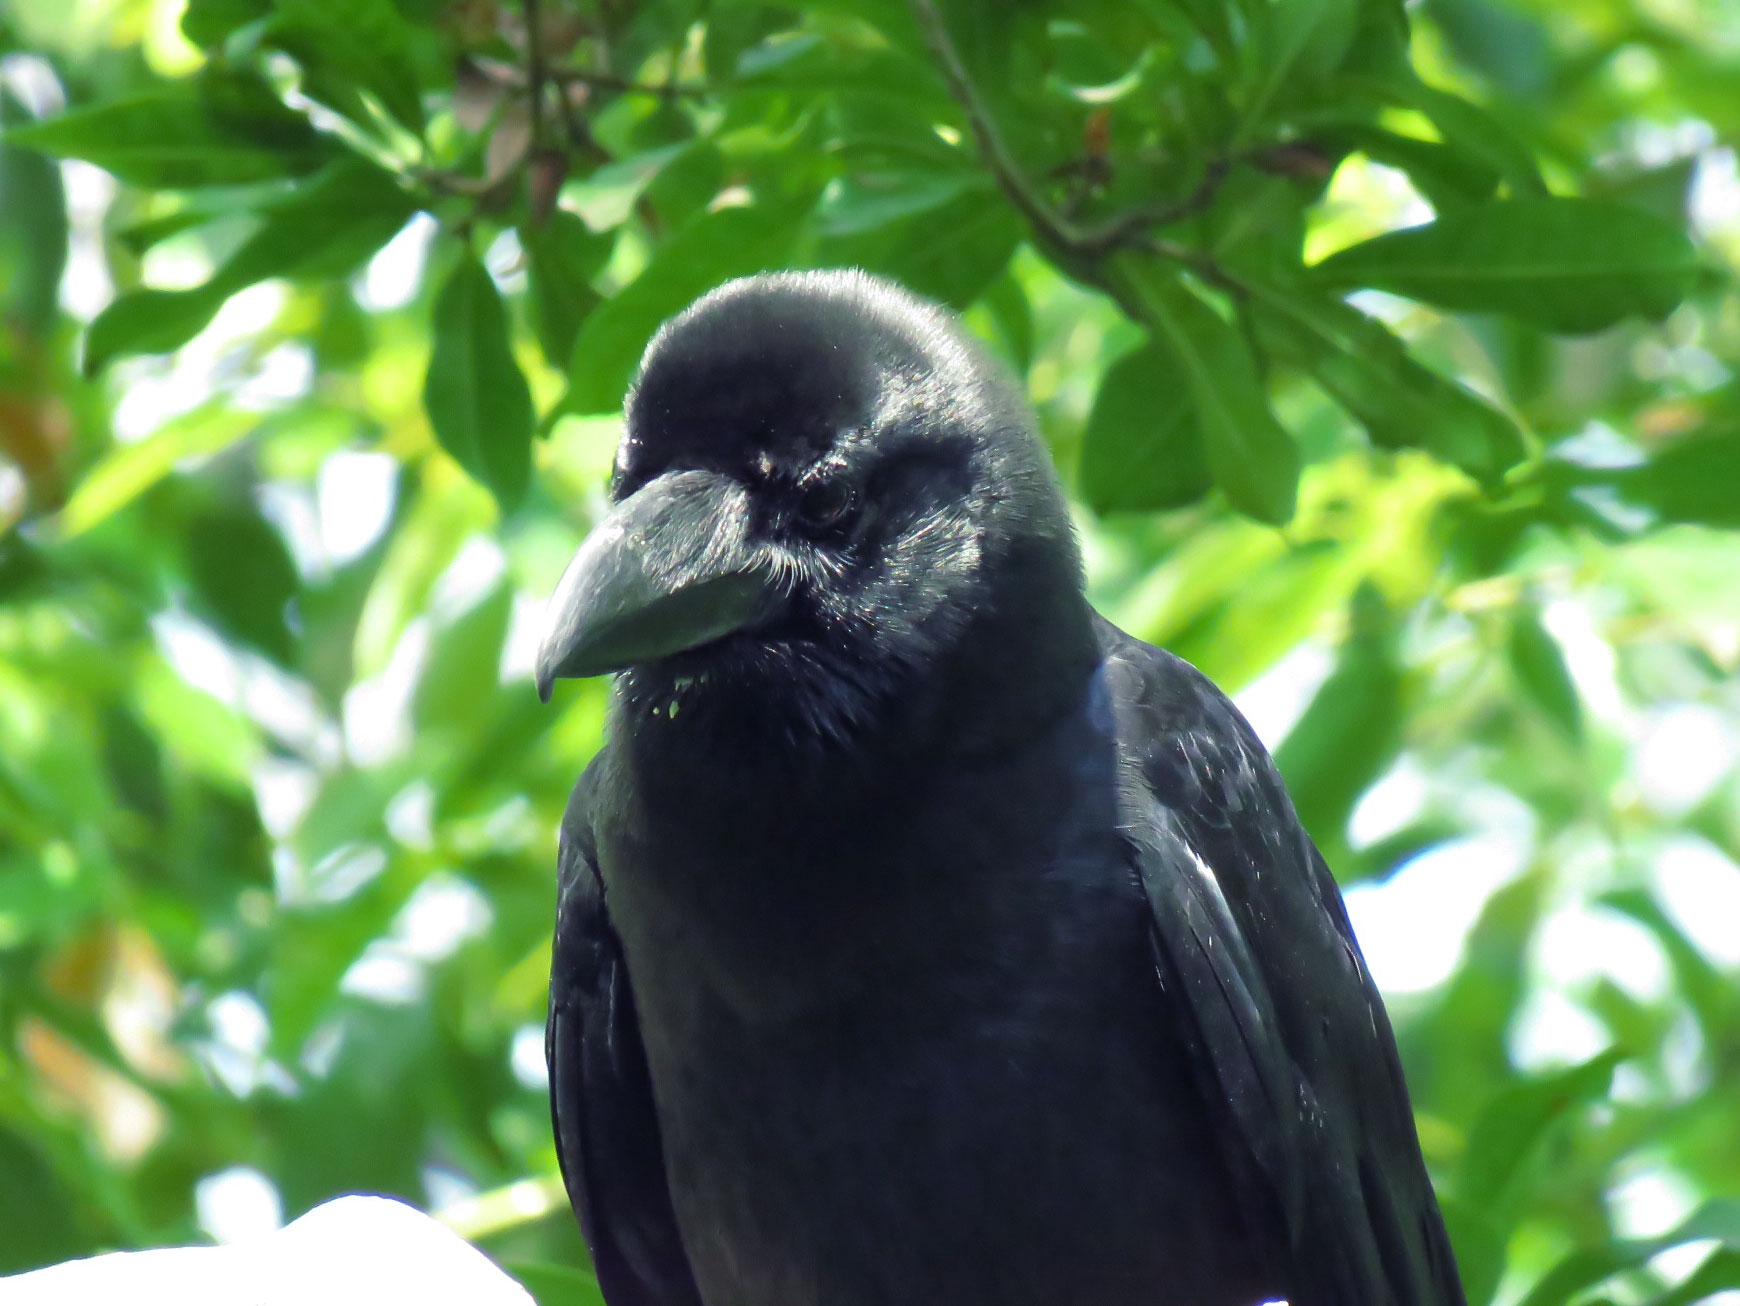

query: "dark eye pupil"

left=797, top=480, right=854, bottom=531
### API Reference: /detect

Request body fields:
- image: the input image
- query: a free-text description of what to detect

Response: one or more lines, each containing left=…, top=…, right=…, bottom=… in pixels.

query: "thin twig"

left=548, top=68, right=711, bottom=99
left=908, top=0, right=1083, bottom=258
left=555, top=84, right=607, bottom=161
left=1146, top=238, right=1247, bottom=299
left=522, top=0, right=547, bottom=149
left=1090, top=156, right=1234, bottom=244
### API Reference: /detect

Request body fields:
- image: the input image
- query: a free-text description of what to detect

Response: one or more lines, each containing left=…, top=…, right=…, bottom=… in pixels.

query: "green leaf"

left=1311, top=199, right=1701, bottom=334
left=778, top=0, right=925, bottom=58
left=312, top=285, right=374, bottom=369
left=814, top=170, right=978, bottom=236
left=1648, top=1248, right=1740, bottom=1306
left=1246, top=283, right=1525, bottom=484
left=643, top=141, right=727, bottom=230
left=1111, top=257, right=1299, bottom=523
left=265, top=793, right=419, bottom=1048
left=1078, top=339, right=1211, bottom=514
left=816, top=182, right=1024, bottom=310
left=567, top=142, right=694, bottom=232
left=1449, top=1049, right=1625, bottom=1306
left=1246, top=0, right=1359, bottom=128
left=703, top=5, right=793, bottom=82
left=507, top=1261, right=608, bottom=1306
left=84, top=157, right=416, bottom=372
left=1273, top=586, right=1402, bottom=845
left=0, top=533, right=50, bottom=604
left=60, top=404, right=258, bottom=536
left=1457, top=1048, right=1622, bottom=1207
left=113, top=207, right=224, bottom=257
left=265, top=0, right=429, bottom=134
left=1045, top=20, right=1149, bottom=103
left=3, top=67, right=332, bottom=188
left=1376, top=72, right=1546, bottom=198
left=1437, top=1194, right=1507, bottom=1306
left=1423, top=0, right=1550, bottom=99
left=0, top=1129, right=88, bottom=1274
left=1508, top=599, right=1581, bottom=741
left=1331, top=123, right=1501, bottom=211
left=424, top=252, right=534, bottom=510
left=522, top=211, right=612, bottom=371
left=83, top=287, right=228, bottom=376
left=181, top=0, right=270, bottom=48
left=1588, top=157, right=1700, bottom=225
left=0, top=92, right=69, bottom=334
left=1600, top=888, right=1740, bottom=1042
left=565, top=199, right=807, bottom=414
left=1160, top=538, right=1347, bottom=690
left=136, top=648, right=262, bottom=788
left=978, top=267, right=1033, bottom=373
left=1514, top=1200, right=1740, bottom=1306
left=413, top=583, right=512, bottom=732
left=823, top=74, right=960, bottom=169
left=185, top=500, right=301, bottom=663
left=1615, top=426, right=1740, bottom=528
left=226, top=156, right=418, bottom=283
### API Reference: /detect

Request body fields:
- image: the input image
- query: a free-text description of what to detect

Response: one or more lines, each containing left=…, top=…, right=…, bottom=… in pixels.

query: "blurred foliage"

left=0, top=0, right=1738, bottom=1303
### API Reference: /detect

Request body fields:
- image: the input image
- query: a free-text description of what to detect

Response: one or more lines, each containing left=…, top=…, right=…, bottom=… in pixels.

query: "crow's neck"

left=923, top=539, right=1101, bottom=759
left=623, top=557, right=1099, bottom=794
left=602, top=578, right=1106, bottom=1022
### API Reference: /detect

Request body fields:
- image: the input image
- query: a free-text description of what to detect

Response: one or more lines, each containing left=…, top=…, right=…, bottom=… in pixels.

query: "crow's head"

left=536, top=270, right=1089, bottom=752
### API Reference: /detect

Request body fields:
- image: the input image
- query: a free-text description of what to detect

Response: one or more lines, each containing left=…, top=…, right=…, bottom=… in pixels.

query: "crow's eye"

left=795, top=478, right=857, bottom=535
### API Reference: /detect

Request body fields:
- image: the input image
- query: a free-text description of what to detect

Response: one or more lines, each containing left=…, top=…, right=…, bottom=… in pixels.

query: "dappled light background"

left=2, top=0, right=1739, bottom=1303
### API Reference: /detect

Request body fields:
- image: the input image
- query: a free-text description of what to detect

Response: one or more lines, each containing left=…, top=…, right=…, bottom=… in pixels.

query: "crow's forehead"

left=614, top=281, right=930, bottom=493
left=625, top=333, right=868, bottom=470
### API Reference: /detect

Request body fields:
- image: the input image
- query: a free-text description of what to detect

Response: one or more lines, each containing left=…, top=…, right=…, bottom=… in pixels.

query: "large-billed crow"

left=537, top=270, right=1463, bottom=1306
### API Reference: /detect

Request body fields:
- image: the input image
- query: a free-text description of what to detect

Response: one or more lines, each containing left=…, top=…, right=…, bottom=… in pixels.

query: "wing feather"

left=549, top=767, right=703, bottom=1306
left=1102, top=618, right=1464, bottom=1306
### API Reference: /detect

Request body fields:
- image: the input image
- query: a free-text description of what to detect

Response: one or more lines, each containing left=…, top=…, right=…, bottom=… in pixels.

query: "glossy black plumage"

left=543, top=270, right=1464, bottom=1306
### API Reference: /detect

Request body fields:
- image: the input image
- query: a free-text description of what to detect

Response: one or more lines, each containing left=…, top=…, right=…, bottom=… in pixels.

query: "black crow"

left=537, top=270, right=1463, bottom=1306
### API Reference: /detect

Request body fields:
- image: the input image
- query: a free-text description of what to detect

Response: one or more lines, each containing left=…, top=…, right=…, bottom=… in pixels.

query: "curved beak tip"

left=532, top=471, right=785, bottom=700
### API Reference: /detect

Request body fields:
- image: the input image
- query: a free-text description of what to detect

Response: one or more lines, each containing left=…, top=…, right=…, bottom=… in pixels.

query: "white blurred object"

left=1343, top=833, right=1528, bottom=994
left=196, top=1166, right=283, bottom=1245
left=0, top=1194, right=535, bottom=1306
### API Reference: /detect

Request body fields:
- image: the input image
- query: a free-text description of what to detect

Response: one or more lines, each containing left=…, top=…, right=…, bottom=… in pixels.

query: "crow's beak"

left=536, top=470, right=785, bottom=700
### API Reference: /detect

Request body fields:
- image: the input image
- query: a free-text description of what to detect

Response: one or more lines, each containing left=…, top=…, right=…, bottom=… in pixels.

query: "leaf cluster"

left=0, top=1, right=1738, bottom=1303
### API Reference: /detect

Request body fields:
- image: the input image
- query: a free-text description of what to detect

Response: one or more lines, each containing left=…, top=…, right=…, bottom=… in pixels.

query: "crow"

left=537, top=270, right=1464, bottom=1306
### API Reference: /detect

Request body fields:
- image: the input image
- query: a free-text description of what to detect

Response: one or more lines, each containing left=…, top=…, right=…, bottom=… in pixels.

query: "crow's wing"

left=1099, top=617, right=1464, bottom=1306
left=548, top=765, right=703, bottom=1306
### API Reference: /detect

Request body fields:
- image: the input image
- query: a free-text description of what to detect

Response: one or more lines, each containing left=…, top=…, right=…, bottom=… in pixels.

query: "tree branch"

left=907, top=0, right=1086, bottom=259
left=908, top=0, right=1247, bottom=280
